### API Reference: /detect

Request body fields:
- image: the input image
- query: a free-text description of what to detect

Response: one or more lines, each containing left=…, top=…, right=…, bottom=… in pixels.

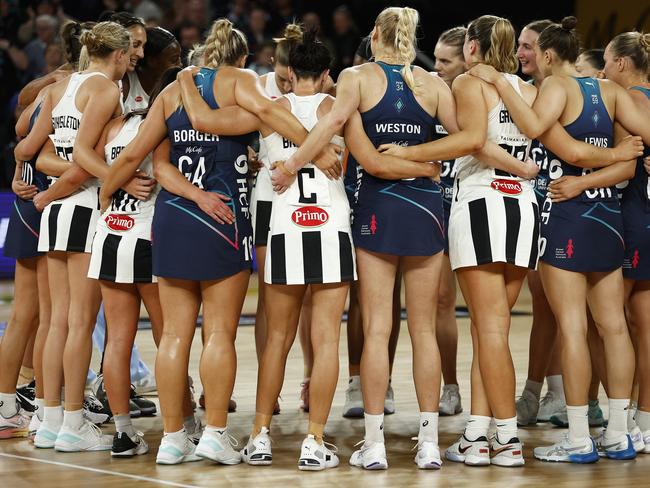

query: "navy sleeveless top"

left=547, top=77, right=614, bottom=202
left=165, top=67, right=254, bottom=202
left=348, top=62, right=435, bottom=187
left=622, top=86, right=650, bottom=210
left=21, top=103, right=50, bottom=193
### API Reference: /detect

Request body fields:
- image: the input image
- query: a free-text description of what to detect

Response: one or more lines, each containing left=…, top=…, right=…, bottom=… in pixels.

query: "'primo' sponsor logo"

left=105, top=214, right=135, bottom=231
left=491, top=179, right=522, bottom=195
left=291, top=206, right=329, bottom=228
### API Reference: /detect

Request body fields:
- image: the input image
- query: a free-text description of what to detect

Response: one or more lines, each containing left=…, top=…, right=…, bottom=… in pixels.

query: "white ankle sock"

left=495, top=416, right=518, bottom=444
left=0, top=392, right=17, bottom=418
left=62, top=409, right=84, bottom=430
left=464, top=415, right=491, bottom=441
left=524, top=380, right=543, bottom=400
left=35, top=398, right=44, bottom=421
left=115, top=414, right=136, bottom=438
left=567, top=405, right=589, bottom=444
left=636, top=410, right=650, bottom=432
left=364, top=412, right=384, bottom=444
left=546, top=375, right=565, bottom=399
left=606, top=398, right=630, bottom=440
left=43, top=405, right=63, bottom=426
left=418, top=412, right=438, bottom=443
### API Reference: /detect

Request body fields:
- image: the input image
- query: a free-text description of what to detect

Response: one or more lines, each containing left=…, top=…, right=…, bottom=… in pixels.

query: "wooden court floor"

left=1, top=277, right=648, bottom=487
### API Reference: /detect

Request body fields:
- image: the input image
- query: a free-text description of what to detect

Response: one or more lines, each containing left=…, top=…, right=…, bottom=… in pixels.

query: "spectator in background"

left=247, top=6, right=270, bottom=54
left=331, top=5, right=359, bottom=77
left=268, top=0, right=295, bottom=34
left=24, top=14, right=58, bottom=80
left=131, top=0, right=163, bottom=25
left=172, top=0, right=209, bottom=31
left=227, top=0, right=249, bottom=31
left=177, top=21, right=202, bottom=65
left=248, top=40, right=273, bottom=75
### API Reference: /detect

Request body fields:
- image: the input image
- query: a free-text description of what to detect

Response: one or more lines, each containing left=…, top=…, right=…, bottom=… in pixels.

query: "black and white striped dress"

left=264, top=93, right=356, bottom=285
left=448, top=74, right=540, bottom=270
left=87, top=115, right=158, bottom=283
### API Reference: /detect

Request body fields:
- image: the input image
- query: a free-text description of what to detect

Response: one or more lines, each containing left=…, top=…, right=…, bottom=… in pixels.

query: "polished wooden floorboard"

left=0, top=278, right=647, bottom=487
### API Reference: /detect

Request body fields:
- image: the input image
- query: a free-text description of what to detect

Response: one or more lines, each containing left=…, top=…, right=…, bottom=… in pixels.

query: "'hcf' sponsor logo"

left=105, top=214, right=135, bottom=231
left=491, top=179, right=522, bottom=195
left=291, top=206, right=329, bottom=227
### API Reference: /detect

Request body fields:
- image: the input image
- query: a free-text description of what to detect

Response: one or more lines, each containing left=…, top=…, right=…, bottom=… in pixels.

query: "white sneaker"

left=196, top=428, right=241, bottom=465
left=534, top=434, right=599, bottom=463
left=0, top=410, right=30, bottom=439
left=34, top=421, right=61, bottom=448
left=445, top=434, right=490, bottom=466
left=630, top=426, right=645, bottom=453
left=343, top=377, right=364, bottom=418
left=413, top=438, right=442, bottom=469
left=642, top=429, right=650, bottom=454
left=156, top=430, right=202, bottom=465
left=439, top=384, right=462, bottom=416
left=241, top=427, right=272, bottom=465
left=384, top=383, right=395, bottom=415
left=490, top=436, right=525, bottom=466
left=349, top=440, right=388, bottom=470
left=537, top=391, right=566, bottom=422
left=298, top=435, right=339, bottom=471
left=516, top=389, right=539, bottom=426
left=133, top=373, right=157, bottom=395
left=54, top=419, right=112, bottom=452
left=28, top=414, right=41, bottom=438
left=187, top=415, right=204, bottom=445
left=595, top=431, right=636, bottom=460
left=111, top=431, right=149, bottom=457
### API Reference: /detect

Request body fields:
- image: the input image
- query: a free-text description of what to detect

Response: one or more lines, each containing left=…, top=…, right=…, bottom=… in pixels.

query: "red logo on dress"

left=105, top=214, right=135, bottom=231
left=632, top=249, right=640, bottom=268
left=135, top=96, right=143, bottom=102
left=567, top=239, right=574, bottom=258
left=291, top=206, right=329, bottom=227
left=491, top=179, right=522, bottom=195
left=370, top=214, right=377, bottom=234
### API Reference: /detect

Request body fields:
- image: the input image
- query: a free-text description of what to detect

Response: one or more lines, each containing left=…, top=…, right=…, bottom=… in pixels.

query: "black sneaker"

left=130, top=385, right=156, bottom=416
left=111, top=431, right=149, bottom=457
left=16, top=380, right=36, bottom=414
left=91, top=374, right=143, bottom=419
left=83, top=393, right=111, bottom=425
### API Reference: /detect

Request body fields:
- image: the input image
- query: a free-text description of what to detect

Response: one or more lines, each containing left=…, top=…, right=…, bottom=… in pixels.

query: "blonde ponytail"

left=203, top=18, right=248, bottom=69
left=485, top=18, right=518, bottom=73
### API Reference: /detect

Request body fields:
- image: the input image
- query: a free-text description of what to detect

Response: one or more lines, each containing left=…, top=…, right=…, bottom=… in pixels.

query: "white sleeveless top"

left=264, top=93, right=345, bottom=206
left=49, top=71, right=106, bottom=207
left=257, top=72, right=284, bottom=169
left=454, top=73, right=534, bottom=202
left=103, top=115, right=158, bottom=216
left=121, top=71, right=149, bottom=113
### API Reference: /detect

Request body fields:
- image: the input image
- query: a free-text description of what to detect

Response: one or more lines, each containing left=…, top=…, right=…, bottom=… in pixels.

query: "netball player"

left=99, top=18, right=343, bottom=465
left=575, top=49, right=605, bottom=78
left=432, top=25, right=467, bottom=417
left=470, top=16, right=650, bottom=462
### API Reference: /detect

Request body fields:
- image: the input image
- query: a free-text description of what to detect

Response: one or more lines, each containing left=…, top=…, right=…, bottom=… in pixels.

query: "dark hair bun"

left=561, top=16, right=577, bottom=31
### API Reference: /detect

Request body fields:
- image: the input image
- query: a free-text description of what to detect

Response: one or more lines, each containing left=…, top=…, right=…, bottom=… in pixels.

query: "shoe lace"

left=322, top=439, right=338, bottom=453
left=353, top=439, right=365, bottom=448
left=539, top=391, right=556, bottom=406
left=84, top=419, right=104, bottom=438
left=226, top=432, right=239, bottom=448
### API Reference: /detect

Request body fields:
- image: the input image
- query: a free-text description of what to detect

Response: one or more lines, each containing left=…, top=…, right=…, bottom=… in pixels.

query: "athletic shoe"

left=537, top=391, right=566, bottom=422
left=91, top=374, right=141, bottom=419
left=300, top=379, right=310, bottom=412
left=490, top=436, right=524, bottom=466
left=534, top=434, right=599, bottom=463
left=16, top=381, right=36, bottom=414
left=384, top=383, right=395, bottom=415
left=133, top=373, right=156, bottom=395
left=188, top=376, right=197, bottom=412
left=642, top=429, right=650, bottom=454
left=187, top=415, right=204, bottom=445
left=0, top=411, right=30, bottom=439
left=630, top=426, right=645, bottom=453
left=198, top=392, right=237, bottom=413
left=54, top=418, right=112, bottom=452
left=28, top=414, right=41, bottom=438
left=412, top=437, right=442, bottom=469
left=349, top=440, right=388, bottom=470
left=445, top=434, right=490, bottom=466
left=298, top=435, right=339, bottom=471
left=595, top=432, right=636, bottom=460
left=196, top=428, right=241, bottom=465
left=111, top=431, right=149, bottom=457
left=241, top=427, right=272, bottom=465
left=130, top=385, right=156, bottom=416
left=588, top=400, right=606, bottom=427
left=83, top=393, right=111, bottom=425
left=439, top=384, right=462, bottom=416
left=34, top=422, right=60, bottom=448
left=156, top=430, right=202, bottom=465
left=516, top=389, right=539, bottom=426
left=343, top=378, right=364, bottom=418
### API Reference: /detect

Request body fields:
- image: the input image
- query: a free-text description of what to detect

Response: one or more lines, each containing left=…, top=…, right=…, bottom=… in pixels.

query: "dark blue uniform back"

left=350, top=62, right=444, bottom=256
left=152, top=68, right=254, bottom=280
left=5, top=103, right=47, bottom=259
left=622, top=86, right=650, bottom=279
left=540, top=77, right=622, bottom=272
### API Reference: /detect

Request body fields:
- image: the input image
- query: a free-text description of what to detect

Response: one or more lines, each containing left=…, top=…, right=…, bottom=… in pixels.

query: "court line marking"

left=0, top=452, right=201, bottom=488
